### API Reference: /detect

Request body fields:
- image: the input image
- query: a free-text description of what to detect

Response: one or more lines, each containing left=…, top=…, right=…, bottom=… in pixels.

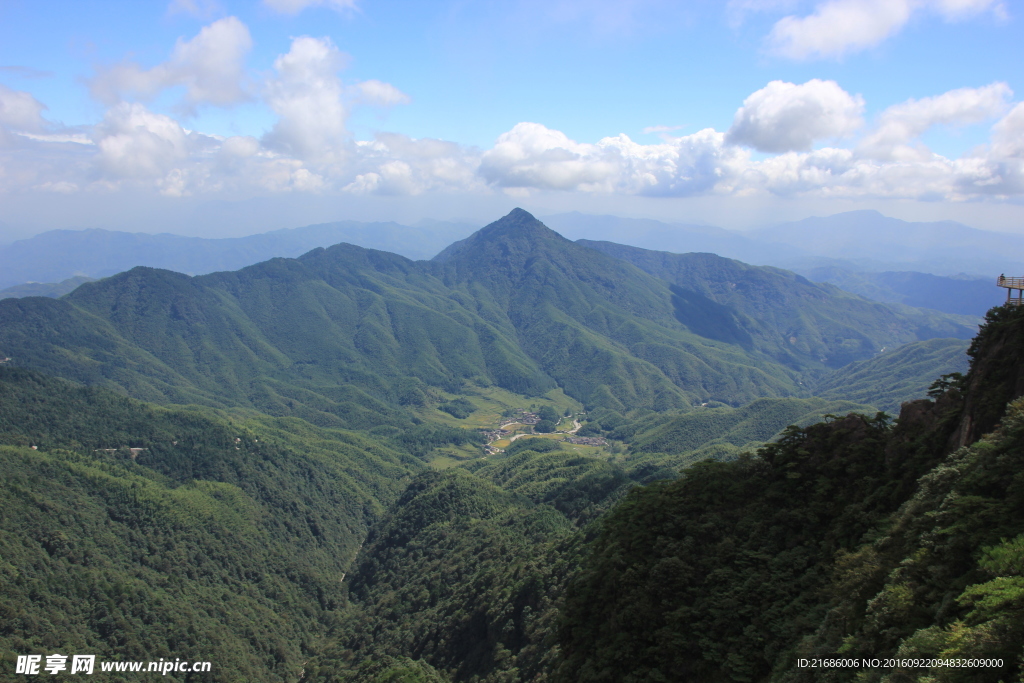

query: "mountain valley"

left=2, top=209, right=1019, bottom=682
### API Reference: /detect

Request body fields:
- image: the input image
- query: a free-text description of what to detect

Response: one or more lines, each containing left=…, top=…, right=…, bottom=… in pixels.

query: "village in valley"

left=478, top=408, right=608, bottom=456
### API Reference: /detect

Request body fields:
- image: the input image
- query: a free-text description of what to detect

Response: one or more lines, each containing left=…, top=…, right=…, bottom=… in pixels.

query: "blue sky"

left=0, top=0, right=1022, bottom=239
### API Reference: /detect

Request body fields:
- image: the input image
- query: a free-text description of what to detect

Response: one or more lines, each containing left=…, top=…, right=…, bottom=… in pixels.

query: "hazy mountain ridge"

left=0, top=275, right=96, bottom=299
left=0, top=220, right=476, bottom=290
left=793, top=266, right=1000, bottom=317
left=546, top=210, right=1017, bottom=317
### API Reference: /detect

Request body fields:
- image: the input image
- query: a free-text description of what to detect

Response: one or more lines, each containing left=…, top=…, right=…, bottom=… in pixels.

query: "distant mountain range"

left=2, top=209, right=1012, bottom=318
left=0, top=220, right=476, bottom=290
left=545, top=209, right=1024, bottom=278
left=545, top=210, right=1015, bottom=316
left=0, top=210, right=977, bottom=424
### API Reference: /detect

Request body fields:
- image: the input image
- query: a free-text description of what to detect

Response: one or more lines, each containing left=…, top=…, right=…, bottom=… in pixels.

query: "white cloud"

left=5, top=73, right=1024, bottom=207
left=262, top=36, right=350, bottom=163
left=0, top=83, right=47, bottom=132
left=726, top=79, right=864, bottom=153
left=263, top=0, right=357, bottom=15
left=345, top=133, right=482, bottom=195
left=962, top=103, right=1024, bottom=196
left=93, top=103, right=192, bottom=178
left=859, top=82, right=1012, bottom=160
left=480, top=123, right=619, bottom=191
left=353, top=80, right=411, bottom=107
left=477, top=123, right=749, bottom=197
left=220, top=135, right=260, bottom=158
left=991, top=102, right=1024, bottom=159
left=89, top=17, right=252, bottom=110
left=768, top=0, right=1004, bottom=60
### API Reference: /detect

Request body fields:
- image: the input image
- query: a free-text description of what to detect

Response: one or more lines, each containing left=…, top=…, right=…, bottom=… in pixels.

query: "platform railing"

left=997, top=276, right=1024, bottom=289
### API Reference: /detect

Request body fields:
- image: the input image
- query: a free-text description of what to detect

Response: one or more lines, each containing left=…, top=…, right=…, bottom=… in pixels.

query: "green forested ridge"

left=0, top=367, right=425, bottom=681
left=302, top=305, right=1022, bottom=682
left=814, top=337, right=971, bottom=413
left=554, top=304, right=1024, bottom=682
left=0, top=210, right=978, bottom=422
left=615, top=396, right=877, bottom=478
left=577, top=239, right=977, bottom=369
left=307, top=442, right=635, bottom=682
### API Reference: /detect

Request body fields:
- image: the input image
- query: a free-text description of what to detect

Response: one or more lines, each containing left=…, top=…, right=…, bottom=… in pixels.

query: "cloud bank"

left=1, top=17, right=1022, bottom=207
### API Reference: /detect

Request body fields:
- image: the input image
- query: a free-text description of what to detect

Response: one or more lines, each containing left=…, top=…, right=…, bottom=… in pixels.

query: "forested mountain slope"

left=0, top=368, right=423, bottom=681
left=300, top=305, right=1023, bottom=683
left=815, top=337, right=971, bottom=413
left=2, top=208, right=964, bottom=421
left=578, top=239, right=977, bottom=369
left=0, top=275, right=95, bottom=299
left=555, top=304, right=1024, bottom=682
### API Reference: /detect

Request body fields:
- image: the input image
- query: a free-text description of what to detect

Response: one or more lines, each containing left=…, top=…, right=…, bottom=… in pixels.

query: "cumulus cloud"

left=480, top=123, right=618, bottom=191
left=726, top=79, right=864, bottom=153
left=768, top=0, right=1005, bottom=60
left=6, top=70, right=1024, bottom=207
left=262, top=36, right=351, bottom=163
left=859, top=82, right=1012, bottom=160
left=478, top=123, right=751, bottom=197
left=263, top=0, right=357, bottom=14
left=89, top=17, right=252, bottom=110
left=344, top=133, right=482, bottom=195
left=93, top=103, right=192, bottom=178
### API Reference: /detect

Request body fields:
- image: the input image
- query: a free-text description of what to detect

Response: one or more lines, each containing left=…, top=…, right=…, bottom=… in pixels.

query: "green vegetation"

left=533, top=419, right=556, bottom=433
left=438, top=397, right=476, bottom=419
left=306, top=440, right=635, bottom=682
left=554, top=305, right=1024, bottom=682
left=578, top=239, right=977, bottom=369
left=815, top=337, right=971, bottom=413
left=567, top=396, right=874, bottom=478
left=301, top=306, right=1024, bottom=682
left=1, top=209, right=1016, bottom=682
left=0, top=210, right=978, bottom=426
left=0, top=367, right=424, bottom=681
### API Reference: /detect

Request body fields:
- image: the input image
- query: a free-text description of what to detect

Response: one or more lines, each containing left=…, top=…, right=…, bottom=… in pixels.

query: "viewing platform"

left=997, top=275, right=1024, bottom=306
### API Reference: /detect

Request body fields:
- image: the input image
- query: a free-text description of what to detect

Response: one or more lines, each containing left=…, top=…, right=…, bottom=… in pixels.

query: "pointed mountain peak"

left=478, top=208, right=558, bottom=237
left=432, top=209, right=568, bottom=262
